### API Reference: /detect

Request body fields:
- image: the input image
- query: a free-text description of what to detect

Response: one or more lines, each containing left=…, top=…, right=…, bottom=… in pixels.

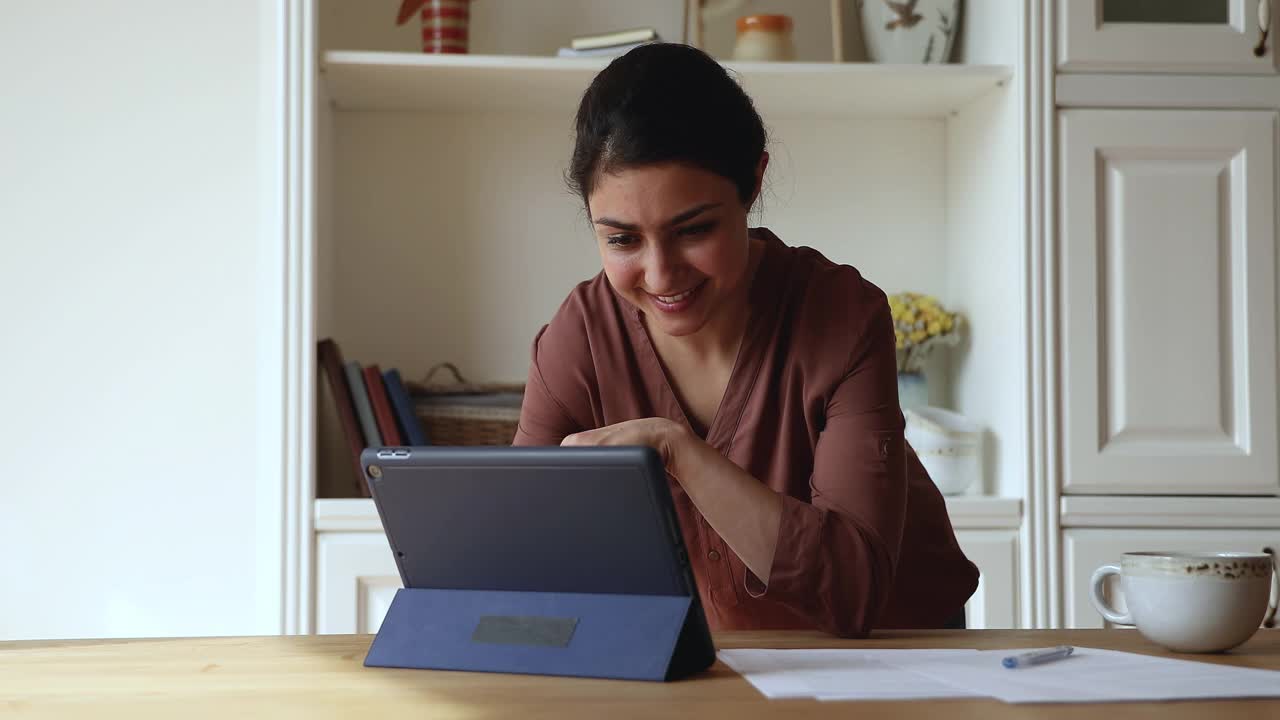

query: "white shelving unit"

left=308, top=0, right=1038, bottom=633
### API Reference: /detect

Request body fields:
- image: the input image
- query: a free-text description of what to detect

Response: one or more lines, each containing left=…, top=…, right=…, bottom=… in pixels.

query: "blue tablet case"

left=360, top=446, right=716, bottom=682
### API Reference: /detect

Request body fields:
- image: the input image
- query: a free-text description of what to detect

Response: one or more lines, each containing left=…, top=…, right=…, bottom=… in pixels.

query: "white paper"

left=721, top=646, right=1280, bottom=705
left=717, top=649, right=984, bottom=701
left=896, top=646, right=1280, bottom=704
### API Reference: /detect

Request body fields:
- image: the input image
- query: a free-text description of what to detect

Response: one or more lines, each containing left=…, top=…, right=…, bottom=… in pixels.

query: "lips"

left=646, top=280, right=707, bottom=313
left=656, top=287, right=698, bottom=304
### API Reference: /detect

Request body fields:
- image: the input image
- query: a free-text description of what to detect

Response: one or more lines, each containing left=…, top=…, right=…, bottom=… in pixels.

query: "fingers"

left=562, top=428, right=620, bottom=447
left=562, top=429, right=612, bottom=446
left=561, top=419, right=660, bottom=447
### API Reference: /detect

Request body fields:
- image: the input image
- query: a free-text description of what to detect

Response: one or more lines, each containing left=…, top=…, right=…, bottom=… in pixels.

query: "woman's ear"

left=748, top=151, right=770, bottom=208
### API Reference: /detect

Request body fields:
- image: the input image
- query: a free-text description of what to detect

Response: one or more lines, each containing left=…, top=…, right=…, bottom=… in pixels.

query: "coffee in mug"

left=1091, top=550, right=1279, bottom=653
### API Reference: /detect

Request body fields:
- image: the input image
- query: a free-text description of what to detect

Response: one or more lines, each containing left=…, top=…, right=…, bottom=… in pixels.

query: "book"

left=317, top=338, right=368, bottom=498
left=383, top=368, right=431, bottom=446
left=344, top=361, right=383, bottom=448
left=570, top=27, right=658, bottom=51
left=363, top=364, right=403, bottom=447
left=557, top=41, right=651, bottom=58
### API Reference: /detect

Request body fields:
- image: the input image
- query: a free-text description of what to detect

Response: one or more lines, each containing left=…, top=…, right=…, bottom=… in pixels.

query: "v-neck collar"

left=621, top=228, right=787, bottom=453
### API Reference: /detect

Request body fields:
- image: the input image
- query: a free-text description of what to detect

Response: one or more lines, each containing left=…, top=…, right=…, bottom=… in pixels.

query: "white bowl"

left=904, top=406, right=984, bottom=495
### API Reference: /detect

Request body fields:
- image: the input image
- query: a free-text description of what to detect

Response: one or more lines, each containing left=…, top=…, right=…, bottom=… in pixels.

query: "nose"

left=643, top=243, right=684, bottom=294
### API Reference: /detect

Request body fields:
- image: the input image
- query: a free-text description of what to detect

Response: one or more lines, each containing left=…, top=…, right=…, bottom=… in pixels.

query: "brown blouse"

left=513, top=228, right=979, bottom=637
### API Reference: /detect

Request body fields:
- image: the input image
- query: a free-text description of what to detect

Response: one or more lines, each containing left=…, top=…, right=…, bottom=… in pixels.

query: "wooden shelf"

left=322, top=51, right=1013, bottom=119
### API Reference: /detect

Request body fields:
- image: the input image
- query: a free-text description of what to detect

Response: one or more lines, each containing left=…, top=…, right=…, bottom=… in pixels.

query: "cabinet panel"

left=1058, top=0, right=1276, bottom=73
left=1060, top=110, right=1278, bottom=495
left=1063, top=528, right=1280, bottom=628
left=315, top=532, right=401, bottom=635
left=313, top=529, right=1018, bottom=633
left=955, top=530, right=1020, bottom=629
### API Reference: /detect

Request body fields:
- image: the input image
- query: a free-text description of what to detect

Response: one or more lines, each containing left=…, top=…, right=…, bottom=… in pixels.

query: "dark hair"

left=567, top=43, right=767, bottom=208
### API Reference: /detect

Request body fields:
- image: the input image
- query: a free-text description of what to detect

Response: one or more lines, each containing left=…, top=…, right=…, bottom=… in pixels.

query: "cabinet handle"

left=1255, top=0, right=1271, bottom=58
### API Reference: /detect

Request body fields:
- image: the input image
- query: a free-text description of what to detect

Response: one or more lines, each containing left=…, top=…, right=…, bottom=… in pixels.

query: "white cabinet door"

left=1063, top=529, right=1280, bottom=628
left=1060, top=110, right=1278, bottom=495
left=955, top=530, right=1020, bottom=629
left=315, top=532, right=402, bottom=635
left=1058, top=0, right=1277, bottom=73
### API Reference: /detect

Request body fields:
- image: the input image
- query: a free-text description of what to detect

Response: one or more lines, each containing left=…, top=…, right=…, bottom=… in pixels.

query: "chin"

left=651, top=316, right=706, bottom=337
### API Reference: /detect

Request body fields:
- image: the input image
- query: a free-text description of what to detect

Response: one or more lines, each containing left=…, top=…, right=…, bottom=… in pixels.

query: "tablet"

left=361, top=445, right=708, bottom=601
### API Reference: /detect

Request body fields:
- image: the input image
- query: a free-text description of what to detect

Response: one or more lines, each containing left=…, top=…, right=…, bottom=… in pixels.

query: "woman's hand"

left=561, top=417, right=691, bottom=469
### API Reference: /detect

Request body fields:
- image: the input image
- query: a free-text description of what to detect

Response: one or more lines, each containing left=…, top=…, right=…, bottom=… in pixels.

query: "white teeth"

left=655, top=284, right=699, bottom=304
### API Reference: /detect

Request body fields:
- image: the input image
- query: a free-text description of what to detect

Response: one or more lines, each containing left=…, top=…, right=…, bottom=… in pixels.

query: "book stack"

left=557, top=27, right=660, bottom=58
left=318, top=338, right=430, bottom=498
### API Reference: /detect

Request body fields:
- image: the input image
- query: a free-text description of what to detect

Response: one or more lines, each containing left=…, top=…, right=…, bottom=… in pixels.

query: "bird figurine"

left=882, top=0, right=924, bottom=30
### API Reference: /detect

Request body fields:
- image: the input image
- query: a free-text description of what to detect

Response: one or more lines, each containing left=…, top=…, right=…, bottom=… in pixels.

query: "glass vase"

left=897, top=371, right=928, bottom=410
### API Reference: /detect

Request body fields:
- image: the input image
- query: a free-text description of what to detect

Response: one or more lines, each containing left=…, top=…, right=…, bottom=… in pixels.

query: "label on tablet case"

left=471, top=615, right=579, bottom=647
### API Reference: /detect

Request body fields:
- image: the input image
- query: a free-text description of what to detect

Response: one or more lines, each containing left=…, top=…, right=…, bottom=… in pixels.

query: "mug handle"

left=1264, top=547, right=1278, bottom=629
left=1090, top=564, right=1134, bottom=625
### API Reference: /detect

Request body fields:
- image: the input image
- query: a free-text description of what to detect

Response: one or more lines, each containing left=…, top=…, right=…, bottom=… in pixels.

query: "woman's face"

left=587, top=162, right=759, bottom=339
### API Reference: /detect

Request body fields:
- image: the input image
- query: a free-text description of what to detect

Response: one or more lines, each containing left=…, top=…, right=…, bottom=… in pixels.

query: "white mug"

left=1091, top=550, right=1279, bottom=653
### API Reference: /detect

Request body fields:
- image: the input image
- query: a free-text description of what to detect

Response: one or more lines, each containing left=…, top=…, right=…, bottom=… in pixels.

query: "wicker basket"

left=409, top=363, right=523, bottom=446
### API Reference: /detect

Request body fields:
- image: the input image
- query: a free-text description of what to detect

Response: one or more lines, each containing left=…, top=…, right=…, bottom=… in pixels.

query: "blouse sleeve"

left=511, top=325, right=584, bottom=446
left=744, top=295, right=908, bottom=638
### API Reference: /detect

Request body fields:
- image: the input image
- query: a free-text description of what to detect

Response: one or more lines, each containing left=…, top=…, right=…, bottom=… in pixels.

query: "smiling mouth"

left=645, top=280, right=707, bottom=312
left=651, top=284, right=702, bottom=304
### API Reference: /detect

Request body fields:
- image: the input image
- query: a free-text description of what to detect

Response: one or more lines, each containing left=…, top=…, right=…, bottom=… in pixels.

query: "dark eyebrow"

left=593, top=202, right=722, bottom=232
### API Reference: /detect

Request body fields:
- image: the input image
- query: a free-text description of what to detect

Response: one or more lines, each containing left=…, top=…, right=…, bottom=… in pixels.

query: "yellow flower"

left=886, top=291, right=961, bottom=349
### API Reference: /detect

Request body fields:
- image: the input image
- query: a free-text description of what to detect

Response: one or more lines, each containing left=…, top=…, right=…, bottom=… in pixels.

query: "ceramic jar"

left=732, top=14, right=796, bottom=61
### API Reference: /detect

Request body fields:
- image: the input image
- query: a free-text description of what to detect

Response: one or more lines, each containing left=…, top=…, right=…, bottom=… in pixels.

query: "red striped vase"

left=420, top=0, right=470, bottom=54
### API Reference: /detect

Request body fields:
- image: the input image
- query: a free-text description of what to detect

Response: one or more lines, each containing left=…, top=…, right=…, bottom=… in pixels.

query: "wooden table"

left=2, top=629, right=1278, bottom=719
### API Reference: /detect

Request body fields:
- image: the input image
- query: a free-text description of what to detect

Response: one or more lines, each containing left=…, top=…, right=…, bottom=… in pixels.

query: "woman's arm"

left=667, top=428, right=783, bottom=583
left=512, top=325, right=586, bottom=446
left=739, top=299, right=908, bottom=636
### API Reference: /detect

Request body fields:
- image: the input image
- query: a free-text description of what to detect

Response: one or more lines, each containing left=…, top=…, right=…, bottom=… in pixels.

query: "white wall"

left=946, top=0, right=1026, bottom=498
left=0, top=1, right=285, bottom=640
left=946, top=84, right=1026, bottom=498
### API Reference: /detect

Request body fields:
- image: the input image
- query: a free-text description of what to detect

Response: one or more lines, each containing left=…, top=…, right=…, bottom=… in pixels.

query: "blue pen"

left=1001, top=645, right=1074, bottom=669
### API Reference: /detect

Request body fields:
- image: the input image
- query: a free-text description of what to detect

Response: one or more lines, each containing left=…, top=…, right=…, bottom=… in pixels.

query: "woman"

left=513, top=43, right=978, bottom=638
